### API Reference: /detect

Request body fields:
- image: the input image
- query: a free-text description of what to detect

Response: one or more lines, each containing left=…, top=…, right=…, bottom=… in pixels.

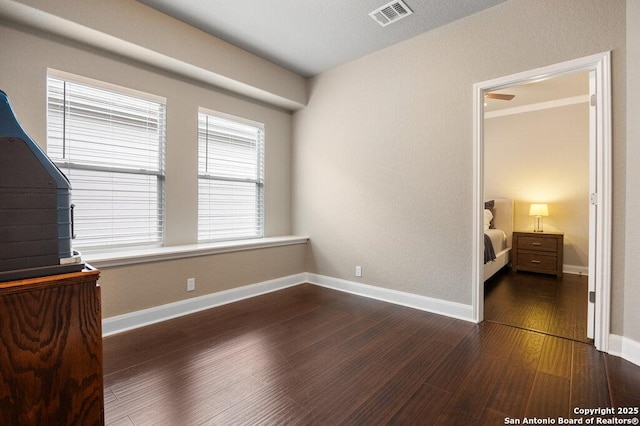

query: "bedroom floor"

left=484, top=268, right=589, bottom=343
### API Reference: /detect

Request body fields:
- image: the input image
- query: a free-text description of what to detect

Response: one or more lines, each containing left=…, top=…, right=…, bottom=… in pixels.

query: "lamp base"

left=533, top=216, right=544, bottom=232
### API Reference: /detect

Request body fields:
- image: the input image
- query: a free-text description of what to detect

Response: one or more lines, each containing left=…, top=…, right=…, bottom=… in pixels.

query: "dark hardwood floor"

left=103, top=284, right=640, bottom=425
left=484, top=268, right=589, bottom=342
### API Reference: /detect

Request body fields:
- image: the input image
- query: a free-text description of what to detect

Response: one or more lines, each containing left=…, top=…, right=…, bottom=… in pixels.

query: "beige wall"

left=292, top=0, right=626, bottom=332
left=0, top=0, right=636, bottom=342
left=0, top=18, right=303, bottom=318
left=625, top=0, right=640, bottom=342
left=101, top=244, right=306, bottom=318
left=1, top=0, right=307, bottom=109
left=485, top=102, right=590, bottom=269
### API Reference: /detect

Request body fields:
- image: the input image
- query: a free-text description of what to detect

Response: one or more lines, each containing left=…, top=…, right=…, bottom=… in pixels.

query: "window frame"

left=46, top=69, right=167, bottom=253
left=197, top=107, right=265, bottom=243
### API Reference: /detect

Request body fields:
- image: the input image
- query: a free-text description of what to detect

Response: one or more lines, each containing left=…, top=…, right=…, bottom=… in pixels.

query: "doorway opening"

left=471, top=52, right=612, bottom=352
left=484, top=71, right=590, bottom=343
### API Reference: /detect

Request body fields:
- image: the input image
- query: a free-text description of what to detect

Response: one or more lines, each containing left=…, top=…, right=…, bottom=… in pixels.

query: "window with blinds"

left=46, top=71, right=166, bottom=253
left=198, top=109, right=264, bottom=242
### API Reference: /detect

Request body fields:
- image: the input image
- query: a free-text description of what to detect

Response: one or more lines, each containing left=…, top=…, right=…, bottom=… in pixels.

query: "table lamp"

left=529, top=203, right=549, bottom=232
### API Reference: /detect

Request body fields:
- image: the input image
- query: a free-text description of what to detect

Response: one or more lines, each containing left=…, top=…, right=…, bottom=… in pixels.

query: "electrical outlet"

left=187, top=278, right=195, bottom=292
left=355, top=266, right=362, bottom=277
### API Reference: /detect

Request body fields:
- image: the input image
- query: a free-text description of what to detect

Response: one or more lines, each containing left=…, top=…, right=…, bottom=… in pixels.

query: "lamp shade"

left=529, top=203, right=549, bottom=217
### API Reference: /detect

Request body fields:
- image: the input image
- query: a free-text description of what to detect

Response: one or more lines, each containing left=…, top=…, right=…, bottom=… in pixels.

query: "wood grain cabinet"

left=512, top=231, right=564, bottom=277
left=0, top=268, right=104, bottom=425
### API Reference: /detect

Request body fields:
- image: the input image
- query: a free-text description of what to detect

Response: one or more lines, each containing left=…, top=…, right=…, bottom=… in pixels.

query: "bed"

left=483, top=198, right=513, bottom=281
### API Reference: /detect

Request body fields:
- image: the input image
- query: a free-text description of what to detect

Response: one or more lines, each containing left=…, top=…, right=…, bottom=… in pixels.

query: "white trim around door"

left=471, top=52, right=612, bottom=352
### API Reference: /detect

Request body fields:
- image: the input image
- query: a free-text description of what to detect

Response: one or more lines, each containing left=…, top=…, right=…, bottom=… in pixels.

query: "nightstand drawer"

left=517, top=236, right=557, bottom=252
left=512, top=231, right=564, bottom=277
left=516, top=252, right=558, bottom=271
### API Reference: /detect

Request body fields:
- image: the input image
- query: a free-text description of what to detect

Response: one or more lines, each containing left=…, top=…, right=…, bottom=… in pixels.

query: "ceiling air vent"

left=369, top=0, right=413, bottom=27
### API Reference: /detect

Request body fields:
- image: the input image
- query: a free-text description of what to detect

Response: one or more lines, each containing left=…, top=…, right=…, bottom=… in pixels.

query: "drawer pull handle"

left=531, top=242, right=542, bottom=246
left=531, top=260, right=541, bottom=264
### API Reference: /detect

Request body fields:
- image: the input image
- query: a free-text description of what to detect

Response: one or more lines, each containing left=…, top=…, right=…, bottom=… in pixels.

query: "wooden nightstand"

left=512, top=231, right=564, bottom=277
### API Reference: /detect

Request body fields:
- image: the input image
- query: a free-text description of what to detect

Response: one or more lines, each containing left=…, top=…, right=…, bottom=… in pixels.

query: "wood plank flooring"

left=103, top=283, right=640, bottom=425
left=484, top=268, right=589, bottom=342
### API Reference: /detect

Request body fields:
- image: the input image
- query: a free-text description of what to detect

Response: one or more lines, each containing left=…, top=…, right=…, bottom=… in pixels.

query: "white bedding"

left=483, top=198, right=513, bottom=281
left=485, top=228, right=506, bottom=254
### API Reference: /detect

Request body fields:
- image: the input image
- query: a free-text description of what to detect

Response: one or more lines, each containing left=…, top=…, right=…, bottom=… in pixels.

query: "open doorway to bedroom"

left=482, top=72, right=591, bottom=343
left=472, top=52, right=612, bottom=352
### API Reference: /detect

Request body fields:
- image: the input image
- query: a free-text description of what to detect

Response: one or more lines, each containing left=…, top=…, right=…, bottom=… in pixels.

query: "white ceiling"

left=135, top=0, right=507, bottom=77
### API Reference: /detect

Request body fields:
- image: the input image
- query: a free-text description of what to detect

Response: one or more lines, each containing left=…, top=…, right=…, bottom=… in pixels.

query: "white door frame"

left=471, top=52, right=612, bottom=351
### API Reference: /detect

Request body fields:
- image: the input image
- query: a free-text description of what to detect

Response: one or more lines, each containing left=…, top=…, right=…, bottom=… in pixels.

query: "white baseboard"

left=608, top=334, right=640, bottom=367
left=102, top=273, right=307, bottom=336
left=103, top=272, right=475, bottom=336
left=105, top=273, right=640, bottom=370
left=563, top=264, right=589, bottom=276
left=305, top=273, right=475, bottom=322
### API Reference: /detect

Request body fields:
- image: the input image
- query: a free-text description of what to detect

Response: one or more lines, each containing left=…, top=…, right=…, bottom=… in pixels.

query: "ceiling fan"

left=485, top=92, right=515, bottom=101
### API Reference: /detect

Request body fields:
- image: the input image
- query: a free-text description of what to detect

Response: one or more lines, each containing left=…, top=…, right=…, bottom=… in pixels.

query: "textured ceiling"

left=135, top=0, right=507, bottom=77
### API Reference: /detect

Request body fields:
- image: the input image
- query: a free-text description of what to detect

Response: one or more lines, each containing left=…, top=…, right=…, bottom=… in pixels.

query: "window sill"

left=84, top=235, right=309, bottom=269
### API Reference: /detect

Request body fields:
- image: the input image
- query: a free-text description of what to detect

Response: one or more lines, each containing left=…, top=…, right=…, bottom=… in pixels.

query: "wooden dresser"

left=512, top=231, right=564, bottom=277
left=0, top=267, right=104, bottom=424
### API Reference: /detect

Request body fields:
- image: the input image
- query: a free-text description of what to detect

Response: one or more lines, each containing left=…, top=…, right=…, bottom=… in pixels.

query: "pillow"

left=484, top=200, right=495, bottom=228
left=484, top=209, right=493, bottom=231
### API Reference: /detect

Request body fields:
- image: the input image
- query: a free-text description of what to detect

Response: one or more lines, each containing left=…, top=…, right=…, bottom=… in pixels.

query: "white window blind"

left=198, top=110, right=264, bottom=242
left=46, top=71, right=166, bottom=253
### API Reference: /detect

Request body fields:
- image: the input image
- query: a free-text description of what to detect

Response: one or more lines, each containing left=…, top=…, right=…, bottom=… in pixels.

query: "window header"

left=47, top=68, right=166, bottom=104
